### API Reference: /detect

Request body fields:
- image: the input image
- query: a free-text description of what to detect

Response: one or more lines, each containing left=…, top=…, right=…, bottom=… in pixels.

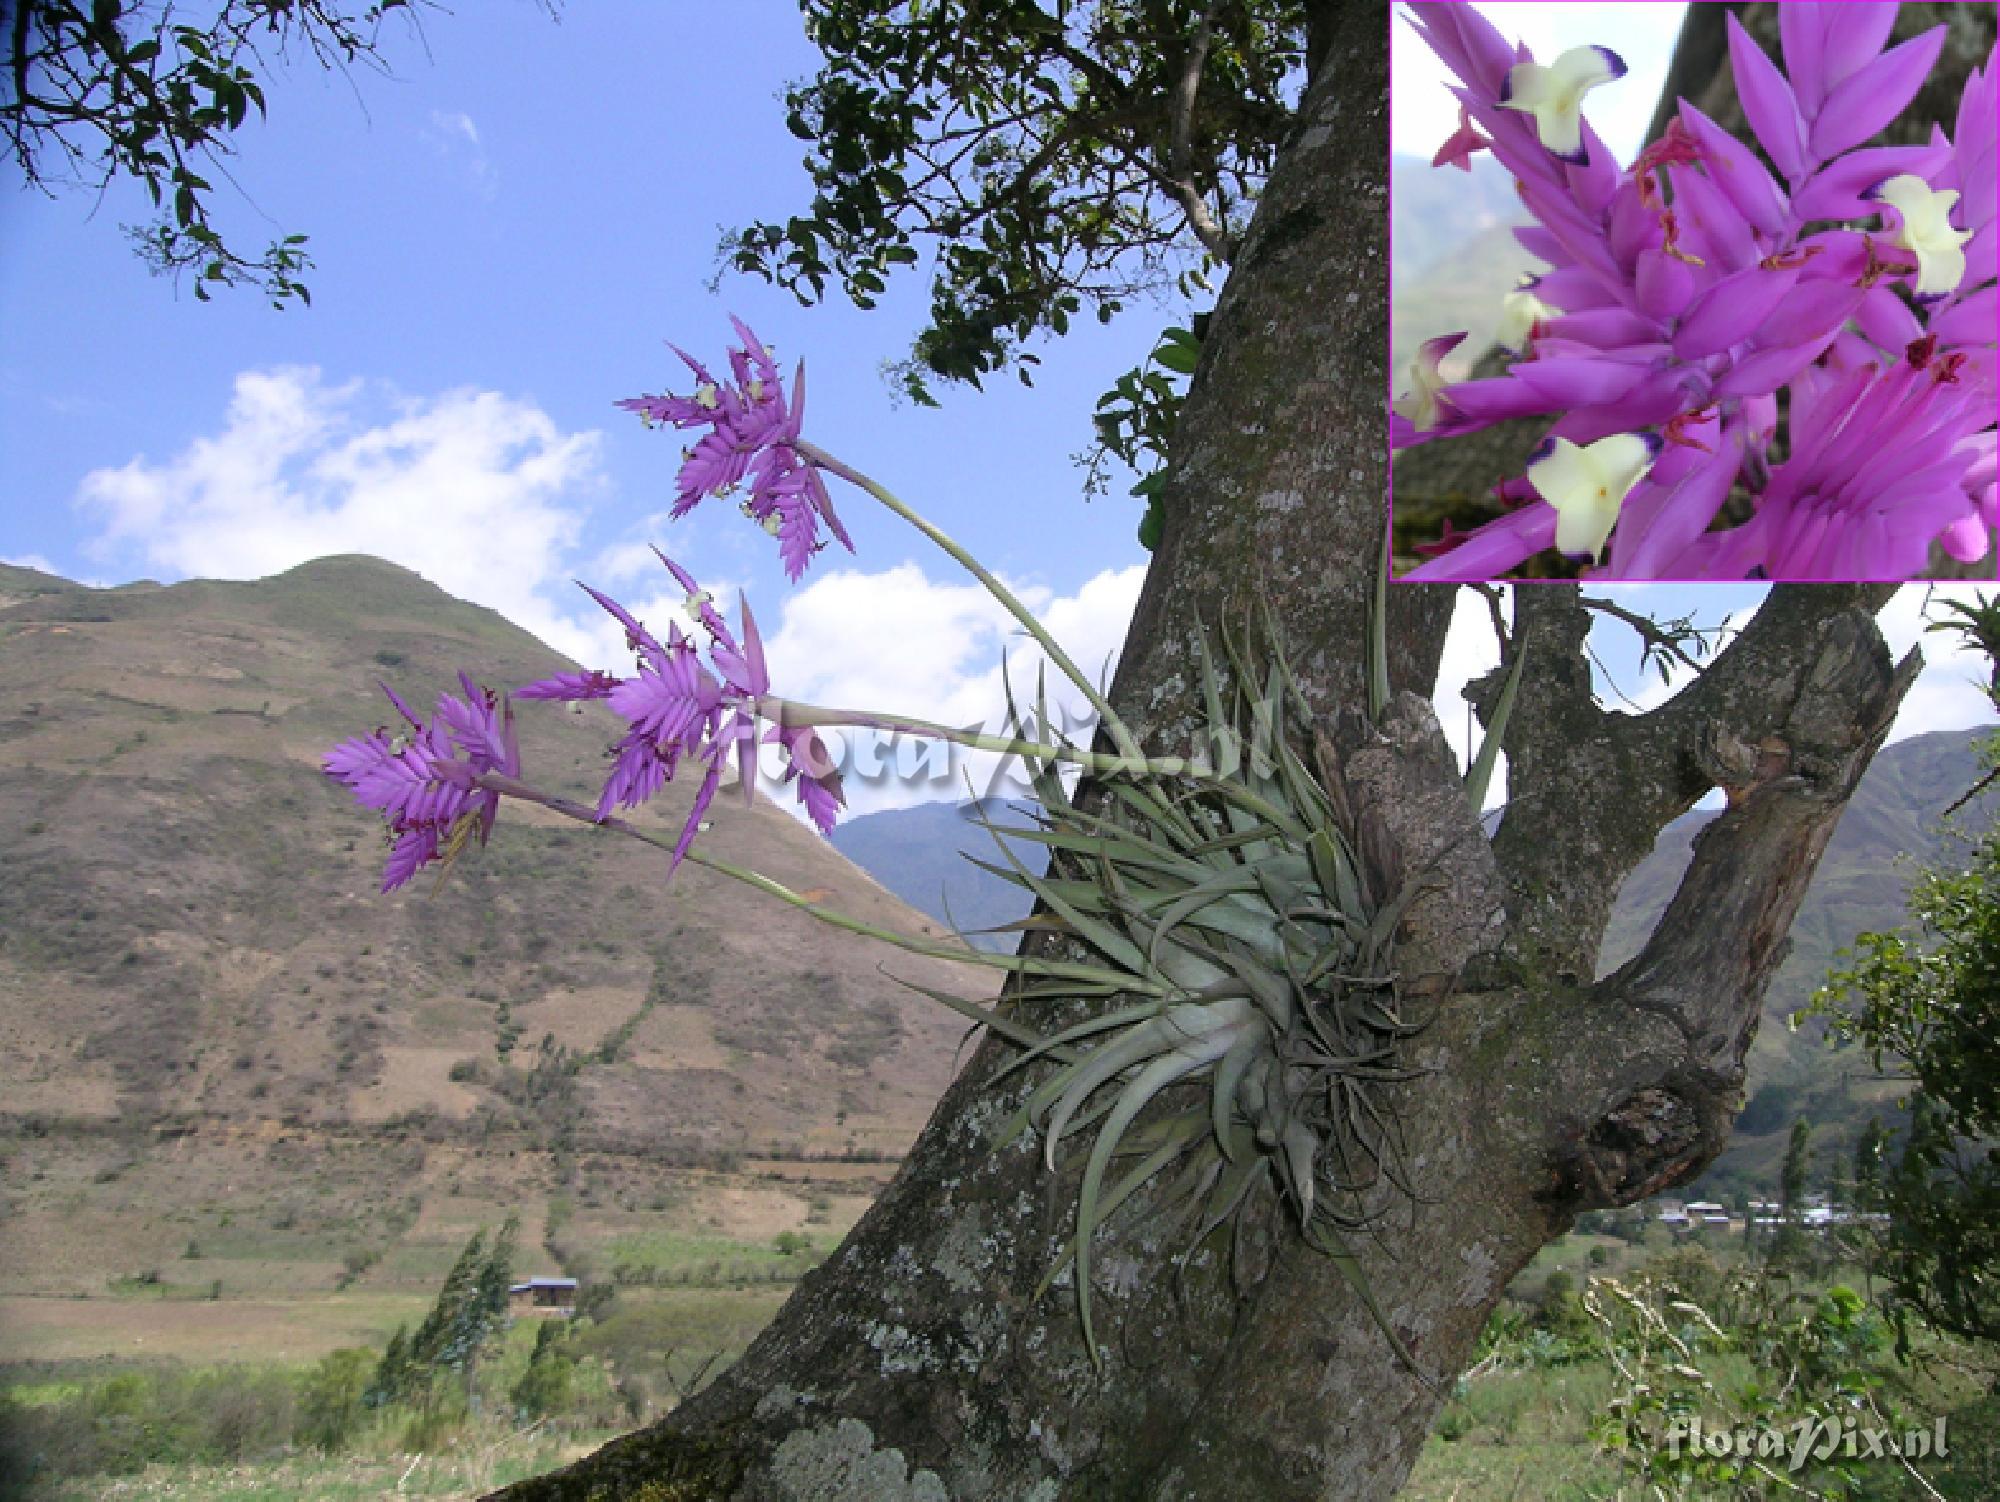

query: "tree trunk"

left=494, top=7, right=1921, bottom=1497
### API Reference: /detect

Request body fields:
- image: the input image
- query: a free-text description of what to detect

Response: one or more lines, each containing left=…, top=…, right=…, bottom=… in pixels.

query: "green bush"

left=0, top=1366, right=297, bottom=1483
left=511, top=1323, right=578, bottom=1419
left=296, top=1347, right=373, bottom=1452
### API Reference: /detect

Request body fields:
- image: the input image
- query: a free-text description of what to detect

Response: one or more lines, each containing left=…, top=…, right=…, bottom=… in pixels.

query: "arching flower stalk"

left=326, top=320, right=1527, bottom=1377
left=1396, top=2, right=1997, bottom=580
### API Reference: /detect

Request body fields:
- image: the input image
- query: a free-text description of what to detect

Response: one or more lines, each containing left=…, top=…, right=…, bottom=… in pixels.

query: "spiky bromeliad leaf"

left=1464, top=633, right=1529, bottom=814
left=939, top=607, right=1438, bottom=1380
left=1369, top=522, right=1393, bottom=722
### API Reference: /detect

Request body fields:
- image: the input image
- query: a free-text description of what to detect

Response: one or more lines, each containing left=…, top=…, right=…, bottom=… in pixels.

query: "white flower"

left=684, top=588, right=714, bottom=621
left=1498, top=284, right=1561, bottom=354
left=1528, top=433, right=1660, bottom=564
left=1497, top=46, right=1626, bottom=163
left=1874, top=175, right=1975, bottom=296
left=1393, top=332, right=1466, bottom=433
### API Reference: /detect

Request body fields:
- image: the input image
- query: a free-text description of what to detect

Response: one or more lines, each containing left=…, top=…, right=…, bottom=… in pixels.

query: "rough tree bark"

left=496, top=7, right=1920, bottom=1498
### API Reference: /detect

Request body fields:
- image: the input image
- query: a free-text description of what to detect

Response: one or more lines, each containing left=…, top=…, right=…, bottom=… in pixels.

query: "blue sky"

left=1, top=0, right=1991, bottom=816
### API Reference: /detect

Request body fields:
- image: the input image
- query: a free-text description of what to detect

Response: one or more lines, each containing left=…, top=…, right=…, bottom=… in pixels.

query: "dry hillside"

left=0, top=556, right=984, bottom=1320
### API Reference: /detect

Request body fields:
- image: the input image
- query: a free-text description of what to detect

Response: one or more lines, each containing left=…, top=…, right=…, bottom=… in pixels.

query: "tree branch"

left=1163, top=0, right=1232, bottom=262
left=1485, top=584, right=1905, bottom=984
left=1558, top=604, right=1921, bottom=1205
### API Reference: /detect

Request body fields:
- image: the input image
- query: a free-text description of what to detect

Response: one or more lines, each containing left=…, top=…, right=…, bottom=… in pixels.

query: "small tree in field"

left=1818, top=602, right=2000, bottom=1354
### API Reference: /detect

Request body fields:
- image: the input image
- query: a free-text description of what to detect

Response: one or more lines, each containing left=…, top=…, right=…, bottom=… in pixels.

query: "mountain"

left=829, top=798, right=1039, bottom=952
left=0, top=552, right=1981, bottom=1332
left=1390, top=154, right=1537, bottom=383
left=830, top=728, right=1997, bottom=1196
left=1391, top=153, right=1527, bottom=287
left=0, top=557, right=986, bottom=1308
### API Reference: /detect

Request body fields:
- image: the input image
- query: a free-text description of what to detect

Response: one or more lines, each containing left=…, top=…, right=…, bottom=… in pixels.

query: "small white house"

left=508, top=1276, right=578, bottom=1316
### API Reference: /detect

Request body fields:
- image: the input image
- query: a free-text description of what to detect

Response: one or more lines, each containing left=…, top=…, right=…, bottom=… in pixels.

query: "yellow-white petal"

left=1497, top=45, right=1626, bottom=161
left=1529, top=433, right=1658, bottom=563
left=1393, top=333, right=1465, bottom=433
left=1498, top=286, right=1561, bottom=354
left=1876, top=174, right=1974, bottom=296
left=1392, top=370, right=1443, bottom=432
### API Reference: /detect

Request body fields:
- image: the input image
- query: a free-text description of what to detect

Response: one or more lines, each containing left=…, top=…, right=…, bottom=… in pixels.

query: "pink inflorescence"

left=516, top=549, right=845, bottom=862
left=615, top=317, right=855, bottom=582
left=1398, top=3, right=1997, bottom=581
left=323, top=675, right=520, bottom=891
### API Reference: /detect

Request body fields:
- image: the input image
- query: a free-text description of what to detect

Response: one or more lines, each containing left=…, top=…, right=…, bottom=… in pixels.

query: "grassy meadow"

left=8, top=1208, right=2000, bottom=1500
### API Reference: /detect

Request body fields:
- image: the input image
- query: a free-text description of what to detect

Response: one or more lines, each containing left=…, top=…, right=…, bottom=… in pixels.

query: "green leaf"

left=1464, top=629, right=1527, bottom=814
left=1368, top=523, right=1392, bottom=721
left=1074, top=1037, right=1238, bottom=1365
left=1137, top=501, right=1162, bottom=552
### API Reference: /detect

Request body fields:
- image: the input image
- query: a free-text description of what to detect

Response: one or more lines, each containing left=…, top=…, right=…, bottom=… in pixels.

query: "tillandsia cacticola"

left=325, top=319, right=1527, bottom=1377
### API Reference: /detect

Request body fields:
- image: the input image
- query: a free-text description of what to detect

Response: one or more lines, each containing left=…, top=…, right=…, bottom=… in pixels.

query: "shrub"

left=511, top=1322, right=578, bottom=1419
left=296, top=1347, right=373, bottom=1452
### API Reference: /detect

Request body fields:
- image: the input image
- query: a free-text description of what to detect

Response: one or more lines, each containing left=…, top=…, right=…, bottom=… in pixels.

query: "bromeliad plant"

left=1395, top=3, right=1997, bottom=581
left=326, top=320, right=1520, bottom=1372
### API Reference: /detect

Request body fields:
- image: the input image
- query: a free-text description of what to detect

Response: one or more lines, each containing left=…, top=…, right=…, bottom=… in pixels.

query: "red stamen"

left=1414, top=522, right=1468, bottom=558
left=1663, top=406, right=1718, bottom=451
left=1858, top=236, right=1918, bottom=289
left=1759, top=245, right=1822, bottom=272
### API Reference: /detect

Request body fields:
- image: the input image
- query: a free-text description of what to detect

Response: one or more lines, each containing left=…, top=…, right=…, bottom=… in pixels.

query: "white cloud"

left=3, top=553, right=57, bottom=574
left=423, top=109, right=496, bottom=196
left=764, top=561, right=1148, bottom=815
left=1876, top=585, right=1998, bottom=745
left=431, top=109, right=480, bottom=148
left=1430, top=586, right=1503, bottom=772
left=74, top=366, right=612, bottom=663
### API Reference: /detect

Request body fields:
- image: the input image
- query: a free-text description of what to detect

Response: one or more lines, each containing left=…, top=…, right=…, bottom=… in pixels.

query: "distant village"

left=1653, top=1198, right=1888, bottom=1236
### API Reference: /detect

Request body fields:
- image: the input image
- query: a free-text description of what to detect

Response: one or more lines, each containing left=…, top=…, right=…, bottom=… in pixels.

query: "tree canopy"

left=1818, top=616, right=2000, bottom=1349
left=1, top=0, right=441, bottom=306
left=721, top=0, right=1333, bottom=403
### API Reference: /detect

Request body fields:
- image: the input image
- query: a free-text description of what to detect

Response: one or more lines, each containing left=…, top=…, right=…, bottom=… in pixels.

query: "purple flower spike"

left=771, top=723, right=846, bottom=835
left=515, top=669, right=622, bottom=702
left=1811, top=27, right=1948, bottom=161
left=617, top=320, right=859, bottom=579
left=325, top=678, right=520, bottom=891
left=473, top=552, right=844, bottom=864
left=579, top=582, right=671, bottom=670
left=1397, top=4, right=1996, bottom=579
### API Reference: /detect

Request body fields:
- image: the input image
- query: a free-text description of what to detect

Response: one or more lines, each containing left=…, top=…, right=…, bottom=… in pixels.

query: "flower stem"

left=473, top=772, right=1165, bottom=1002
left=763, top=696, right=1186, bottom=779
left=796, top=439, right=1149, bottom=767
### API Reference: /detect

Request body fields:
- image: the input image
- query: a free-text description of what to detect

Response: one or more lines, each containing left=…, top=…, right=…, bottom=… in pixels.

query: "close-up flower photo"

left=1391, top=2, right=1998, bottom=582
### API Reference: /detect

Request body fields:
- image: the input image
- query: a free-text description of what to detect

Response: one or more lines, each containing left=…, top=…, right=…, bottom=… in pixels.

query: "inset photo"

left=1389, top=2, right=1996, bottom=582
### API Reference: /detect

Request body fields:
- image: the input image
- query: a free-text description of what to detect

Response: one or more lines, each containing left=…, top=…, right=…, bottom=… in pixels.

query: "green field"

left=604, top=1228, right=827, bottom=1285
left=8, top=1226, right=1999, bottom=1500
